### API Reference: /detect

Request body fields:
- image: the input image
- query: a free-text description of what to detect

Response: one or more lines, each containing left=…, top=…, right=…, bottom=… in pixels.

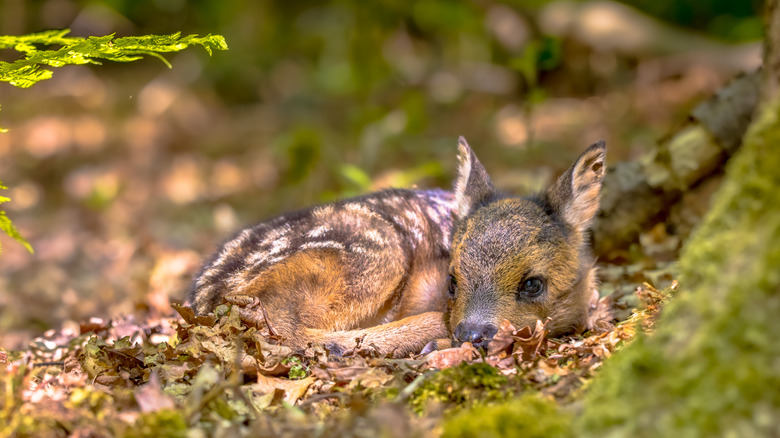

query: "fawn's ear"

left=547, top=141, right=606, bottom=232
left=454, top=136, right=496, bottom=218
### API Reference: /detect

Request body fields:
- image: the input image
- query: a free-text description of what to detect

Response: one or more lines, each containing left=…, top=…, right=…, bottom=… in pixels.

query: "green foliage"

left=0, top=28, right=227, bottom=255
left=282, top=356, right=309, bottom=380
left=409, top=362, right=511, bottom=414
left=0, top=182, right=32, bottom=254
left=0, top=29, right=228, bottom=88
left=128, top=410, right=188, bottom=438
left=580, top=101, right=780, bottom=436
left=442, top=393, right=572, bottom=438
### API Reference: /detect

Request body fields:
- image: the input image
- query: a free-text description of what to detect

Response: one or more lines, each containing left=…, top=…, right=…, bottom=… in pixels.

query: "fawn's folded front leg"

left=303, top=311, right=449, bottom=358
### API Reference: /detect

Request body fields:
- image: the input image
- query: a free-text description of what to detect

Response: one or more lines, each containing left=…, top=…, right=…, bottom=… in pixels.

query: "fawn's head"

left=447, top=137, right=606, bottom=349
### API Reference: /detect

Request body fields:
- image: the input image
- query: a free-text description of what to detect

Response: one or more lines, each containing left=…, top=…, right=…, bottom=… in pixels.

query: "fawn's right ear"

left=454, top=136, right=496, bottom=218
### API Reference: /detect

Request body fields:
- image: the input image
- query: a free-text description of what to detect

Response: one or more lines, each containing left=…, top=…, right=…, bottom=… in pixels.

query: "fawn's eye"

left=447, top=275, right=458, bottom=297
left=519, top=277, right=545, bottom=298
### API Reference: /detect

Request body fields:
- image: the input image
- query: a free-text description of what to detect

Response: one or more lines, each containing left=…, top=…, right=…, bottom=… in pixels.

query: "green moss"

left=123, top=409, right=188, bottom=438
left=442, top=393, right=572, bottom=438
left=580, top=101, right=780, bottom=437
left=410, top=363, right=511, bottom=414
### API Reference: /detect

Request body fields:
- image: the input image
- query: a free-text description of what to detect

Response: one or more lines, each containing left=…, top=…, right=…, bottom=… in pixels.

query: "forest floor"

left=1, top=255, right=677, bottom=437
left=0, top=5, right=754, bottom=434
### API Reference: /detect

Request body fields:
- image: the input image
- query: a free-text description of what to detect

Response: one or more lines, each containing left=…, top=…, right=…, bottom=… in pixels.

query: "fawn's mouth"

left=452, top=322, right=498, bottom=351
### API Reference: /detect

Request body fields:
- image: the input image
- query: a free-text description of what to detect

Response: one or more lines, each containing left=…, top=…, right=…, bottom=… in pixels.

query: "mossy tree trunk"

left=580, top=2, right=780, bottom=435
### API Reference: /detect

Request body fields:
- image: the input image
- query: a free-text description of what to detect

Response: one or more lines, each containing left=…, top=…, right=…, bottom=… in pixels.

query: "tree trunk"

left=593, top=71, right=760, bottom=259
left=579, top=2, right=780, bottom=435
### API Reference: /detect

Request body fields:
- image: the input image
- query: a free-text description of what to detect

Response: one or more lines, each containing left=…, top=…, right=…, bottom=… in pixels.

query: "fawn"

left=189, top=138, right=606, bottom=357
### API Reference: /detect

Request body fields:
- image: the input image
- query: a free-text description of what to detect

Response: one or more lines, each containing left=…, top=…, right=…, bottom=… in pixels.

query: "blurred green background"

left=0, top=0, right=763, bottom=347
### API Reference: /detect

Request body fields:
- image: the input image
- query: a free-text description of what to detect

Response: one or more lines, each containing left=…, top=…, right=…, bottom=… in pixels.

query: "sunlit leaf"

left=0, top=29, right=228, bottom=88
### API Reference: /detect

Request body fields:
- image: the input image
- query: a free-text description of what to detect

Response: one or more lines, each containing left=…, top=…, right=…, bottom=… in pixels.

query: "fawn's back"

left=188, top=138, right=606, bottom=356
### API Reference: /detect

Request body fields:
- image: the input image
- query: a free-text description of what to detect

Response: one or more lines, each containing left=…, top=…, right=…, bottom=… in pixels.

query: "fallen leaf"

left=487, top=320, right=517, bottom=355
left=348, top=367, right=393, bottom=389
left=511, top=319, right=549, bottom=362
left=250, top=374, right=315, bottom=405
left=134, top=373, right=175, bottom=412
left=423, top=343, right=478, bottom=369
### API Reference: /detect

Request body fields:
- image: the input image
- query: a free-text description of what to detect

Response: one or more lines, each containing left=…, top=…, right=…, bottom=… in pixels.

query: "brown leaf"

left=241, top=352, right=292, bottom=377
left=485, top=355, right=516, bottom=371
left=512, top=319, right=549, bottom=362
left=586, top=288, right=616, bottom=332
left=312, top=358, right=376, bottom=383
left=485, top=319, right=549, bottom=362
left=172, top=303, right=215, bottom=326
left=250, top=374, right=315, bottom=405
left=348, top=367, right=393, bottom=389
left=79, top=317, right=108, bottom=335
left=487, top=320, right=517, bottom=355
left=95, top=375, right=123, bottom=386
left=423, top=343, right=478, bottom=369
left=157, top=361, right=194, bottom=382
left=135, top=373, right=176, bottom=412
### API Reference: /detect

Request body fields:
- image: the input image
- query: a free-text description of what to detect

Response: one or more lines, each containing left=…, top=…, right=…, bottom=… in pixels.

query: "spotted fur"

left=189, top=139, right=606, bottom=356
left=189, top=189, right=456, bottom=357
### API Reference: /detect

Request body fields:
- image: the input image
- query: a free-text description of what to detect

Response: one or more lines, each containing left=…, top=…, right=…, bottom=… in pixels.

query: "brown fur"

left=449, top=139, right=605, bottom=344
left=190, top=188, right=455, bottom=357
left=188, top=138, right=605, bottom=356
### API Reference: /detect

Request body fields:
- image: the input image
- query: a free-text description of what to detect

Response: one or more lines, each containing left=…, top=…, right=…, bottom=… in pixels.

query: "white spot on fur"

left=300, top=241, right=345, bottom=250
left=210, top=228, right=253, bottom=269
left=261, top=224, right=291, bottom=245
left=306, top=225, right=331, bottom=238
left=426, top=205, right=440, bottom=219
left=404, top=210, right=424, bottom=245
left=246, top=250, right=269, bottom=265
left=404, top=209, right=422, bottom=227
left=345, top=203, right=371, bottom=214
left=268, top=237, right=289, bottom=255
left=313, top=205, right=335, bottom=219
left=383, top=196, right=403, bottom=206
left=363, top=229, right=387, bottom=246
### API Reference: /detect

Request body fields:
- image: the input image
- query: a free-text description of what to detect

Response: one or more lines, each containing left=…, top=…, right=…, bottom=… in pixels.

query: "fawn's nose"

left=453, top=322, right=498, bottom=350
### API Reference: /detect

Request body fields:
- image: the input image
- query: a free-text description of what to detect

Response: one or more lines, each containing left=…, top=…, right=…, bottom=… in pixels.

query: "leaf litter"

left=0, top=271, right=676, bottom=437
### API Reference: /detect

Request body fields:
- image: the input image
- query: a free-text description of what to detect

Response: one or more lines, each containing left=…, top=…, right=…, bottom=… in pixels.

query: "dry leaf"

left=512, top=319, right=549, bottom=362
left=134, top=374, right=176, bottom=412
left=423, top=343, right=478, bottom=369
left=251, top=374, right=315, bottom=405
left=487, top=320, right=517, bottom=355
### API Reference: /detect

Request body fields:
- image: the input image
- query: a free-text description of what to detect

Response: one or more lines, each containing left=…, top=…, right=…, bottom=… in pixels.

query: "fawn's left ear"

left=547, top=141, right=606, bottom=232
left=454, top=136, right=496, bottom=218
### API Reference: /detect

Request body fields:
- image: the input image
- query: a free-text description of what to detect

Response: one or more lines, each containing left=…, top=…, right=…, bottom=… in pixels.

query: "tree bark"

left=580, top=3, right=780, bottom=436
left=592, top=71, right=760, bottom=259
left=764, top=0, right=780, bottom=102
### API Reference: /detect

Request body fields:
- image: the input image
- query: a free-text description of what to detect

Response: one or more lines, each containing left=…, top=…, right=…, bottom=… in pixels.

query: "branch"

left=0, top=30, right=228, bottom=88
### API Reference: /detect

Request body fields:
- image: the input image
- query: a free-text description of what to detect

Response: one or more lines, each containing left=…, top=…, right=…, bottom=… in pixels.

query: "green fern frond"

left=0, top=182, right=33, bottom=254
left=0, top=30, right=228, bottom=88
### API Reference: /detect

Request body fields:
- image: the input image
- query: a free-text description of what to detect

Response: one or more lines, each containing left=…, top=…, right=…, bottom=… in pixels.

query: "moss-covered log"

left=592, top=71, right=760, bottom=258
left=579, top=97, right=780, bottom=436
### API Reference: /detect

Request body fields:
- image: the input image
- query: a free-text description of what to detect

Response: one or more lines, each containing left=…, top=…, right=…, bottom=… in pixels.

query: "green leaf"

left=0, top=211, right=33, bottom=254
left=339, top=164, right=373, bottom=191
left=0, top=182, right=33, bottom=254
left=0, top=30, right=228, bottom=88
